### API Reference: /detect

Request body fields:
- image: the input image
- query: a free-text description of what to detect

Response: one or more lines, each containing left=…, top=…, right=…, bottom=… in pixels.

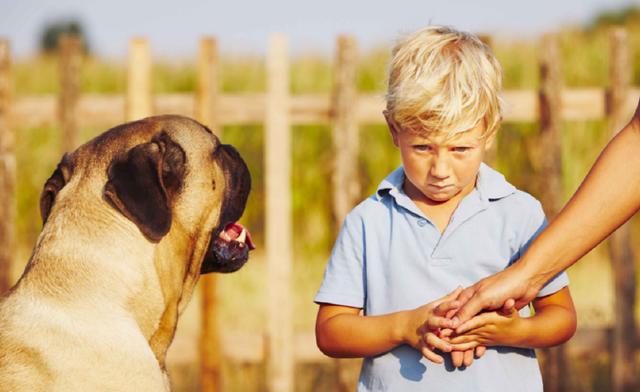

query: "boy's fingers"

left=419, top=340, right=444, bottom=364
left=424, top=332, right=452, bottom=352
left=439, top=328, right=453, bottom=339
left=451, top=350, right=464, bottom=367
left=421, top=346, right=445, bottom=364
left=475, top=346, right=487, bottom=358
left=463, top=349, right=474, bottom=367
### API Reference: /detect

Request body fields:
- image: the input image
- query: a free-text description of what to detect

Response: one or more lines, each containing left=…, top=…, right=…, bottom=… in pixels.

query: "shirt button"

left=417, top=219, right=427, bottom=227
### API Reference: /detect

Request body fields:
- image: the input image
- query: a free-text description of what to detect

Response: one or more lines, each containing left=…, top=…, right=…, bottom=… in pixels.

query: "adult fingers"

left=455, top=312, right=492, bottom=335
left=445, top=308, right=458, bottom=319
left=475, top=345, right=487, bottom=358
left=426, top=315, right=455, bottom=330
left=500, top=298, right=515, bottom=315
left=434, top=286, right=463, bottom=308
left=449, top=341, right=479, bottom=352
left=434, top=300, right=461, bottom=318
left=451, top=286, right=487, bottom=326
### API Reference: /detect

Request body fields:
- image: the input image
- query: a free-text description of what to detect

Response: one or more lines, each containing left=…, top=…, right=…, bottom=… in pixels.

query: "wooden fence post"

left=330, top=34, right=361, bottom=391
left=265, top=34, right=293, bottom=392
left=196, top=37, right=220, bottom=132
left=0, top=39, right=14, bottom=294
left=537, top=33, right=567, bottom=392
left=477, top=34, right=498, bottom=167
left=331, top=35, right=359, bottom=231
left=58, top=35, right=81, bottom=153
left=606, top=27, right=637, bottom=392
left=126, top=38, right=152, bottom=121
left=196, top=36, right=223, bottom=392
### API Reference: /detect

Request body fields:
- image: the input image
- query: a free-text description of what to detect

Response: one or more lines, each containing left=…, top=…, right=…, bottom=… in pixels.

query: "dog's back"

left=0, top=286, right=169, bottom=392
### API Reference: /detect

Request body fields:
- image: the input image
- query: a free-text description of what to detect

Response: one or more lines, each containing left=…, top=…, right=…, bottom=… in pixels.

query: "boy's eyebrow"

left=410, top=133, right=481, bottom=146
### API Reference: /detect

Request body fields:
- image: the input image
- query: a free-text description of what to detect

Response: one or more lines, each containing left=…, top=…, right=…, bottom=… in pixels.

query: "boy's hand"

left=403, top=287, right=463, bottom=364
left=448, top=307, right=524, bottom=350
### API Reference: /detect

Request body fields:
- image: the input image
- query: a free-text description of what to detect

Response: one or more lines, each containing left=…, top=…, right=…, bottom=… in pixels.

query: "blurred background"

left=1, top=0, right=639, bottom=391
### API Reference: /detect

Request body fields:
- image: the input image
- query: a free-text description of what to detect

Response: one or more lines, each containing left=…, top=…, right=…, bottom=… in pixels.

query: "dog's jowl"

left=0, top=115, right=253, bottom=392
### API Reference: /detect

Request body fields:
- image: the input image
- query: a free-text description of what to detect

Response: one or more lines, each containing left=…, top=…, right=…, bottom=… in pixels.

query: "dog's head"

left=39, top=115, right=253, bottom=274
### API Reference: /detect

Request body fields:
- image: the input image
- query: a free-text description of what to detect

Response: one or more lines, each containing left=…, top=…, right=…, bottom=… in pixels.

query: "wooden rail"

left=10, top=89, right=640, bottom=129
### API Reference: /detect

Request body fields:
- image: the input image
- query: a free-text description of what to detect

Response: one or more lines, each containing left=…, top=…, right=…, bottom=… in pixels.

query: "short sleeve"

left=514, top=197, right=569, bottom=298
left=314, top=212, right=366, bottom=308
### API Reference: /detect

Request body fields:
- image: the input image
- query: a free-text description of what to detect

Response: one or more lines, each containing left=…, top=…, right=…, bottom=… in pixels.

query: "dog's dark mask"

left=201, top=144, right=252, bottom=274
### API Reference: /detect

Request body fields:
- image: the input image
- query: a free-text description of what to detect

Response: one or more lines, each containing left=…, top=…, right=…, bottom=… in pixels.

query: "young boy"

left=314, top=26, right=576, bottom=391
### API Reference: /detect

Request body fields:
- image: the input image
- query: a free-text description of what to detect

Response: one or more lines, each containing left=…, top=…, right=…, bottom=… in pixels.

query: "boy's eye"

left=452, top=146, right=471, bottom=153
left=413, top=145, right=432, bottom=152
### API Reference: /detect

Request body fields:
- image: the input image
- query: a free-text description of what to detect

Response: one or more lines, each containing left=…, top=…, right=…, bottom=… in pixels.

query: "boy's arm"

left=448, top=287, right=576, bottom=349
left=316, top=288, right=462, bottom=363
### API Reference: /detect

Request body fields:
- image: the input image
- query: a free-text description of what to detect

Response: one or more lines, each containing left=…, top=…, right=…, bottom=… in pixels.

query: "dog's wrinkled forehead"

left=80, top=115, right=220, bottom=163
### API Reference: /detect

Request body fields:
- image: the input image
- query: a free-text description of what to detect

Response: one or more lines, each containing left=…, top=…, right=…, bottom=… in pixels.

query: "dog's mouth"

left=201, top=222, right=255, bottom=274
left=217, top=222, right=255, bottom=252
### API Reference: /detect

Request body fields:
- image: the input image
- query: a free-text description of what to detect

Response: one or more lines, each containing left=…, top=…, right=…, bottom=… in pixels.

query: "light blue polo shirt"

left=315, top=163, right=568, bottom=392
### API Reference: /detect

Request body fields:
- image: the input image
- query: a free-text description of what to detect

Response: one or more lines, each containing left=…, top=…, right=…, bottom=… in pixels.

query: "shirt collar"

left=375, top=163, right=515, bottom=202
left=475, top=163, right=516, bottom=201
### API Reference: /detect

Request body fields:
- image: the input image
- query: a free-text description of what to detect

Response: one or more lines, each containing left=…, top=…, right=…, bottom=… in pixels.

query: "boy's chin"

left=423, top=188, right=460, bottom=203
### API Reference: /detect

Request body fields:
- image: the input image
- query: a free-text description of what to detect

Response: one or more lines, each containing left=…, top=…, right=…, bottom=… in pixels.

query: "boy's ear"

left=383, top=110, right=400, bottom=147
left=484, top=128, right=498, bottom=150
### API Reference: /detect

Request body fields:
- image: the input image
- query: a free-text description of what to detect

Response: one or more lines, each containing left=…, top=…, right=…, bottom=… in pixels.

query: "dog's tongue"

left=219, top=222, right=255, bottom=250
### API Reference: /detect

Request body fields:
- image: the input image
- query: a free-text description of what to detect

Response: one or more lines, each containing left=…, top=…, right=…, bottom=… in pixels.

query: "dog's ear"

left=40, top=155, right=72, bottom=224
left=104, top=133, right=186, bottom=242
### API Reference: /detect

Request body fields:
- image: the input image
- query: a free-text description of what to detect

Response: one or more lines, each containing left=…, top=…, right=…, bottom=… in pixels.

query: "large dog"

left=0, top=115, right=253, bottom=391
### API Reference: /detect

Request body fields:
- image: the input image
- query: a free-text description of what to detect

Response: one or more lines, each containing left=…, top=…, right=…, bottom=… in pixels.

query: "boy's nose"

left=430, top=155, right=450, bottom=179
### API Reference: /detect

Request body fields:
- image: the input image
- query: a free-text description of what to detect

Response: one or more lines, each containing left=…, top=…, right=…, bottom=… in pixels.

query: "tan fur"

left=0, top=116, right=245, bottom=391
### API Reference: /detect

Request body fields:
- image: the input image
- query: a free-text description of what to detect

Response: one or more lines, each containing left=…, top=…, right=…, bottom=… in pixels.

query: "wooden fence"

left=0, top=29, right=638, bottom=392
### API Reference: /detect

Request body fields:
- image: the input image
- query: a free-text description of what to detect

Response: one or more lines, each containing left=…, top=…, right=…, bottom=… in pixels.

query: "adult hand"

left=452, top=263, right=540, bottom=333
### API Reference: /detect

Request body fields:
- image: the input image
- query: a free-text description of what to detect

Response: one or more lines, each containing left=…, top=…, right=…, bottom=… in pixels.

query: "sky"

left=1, top=0, right=640, bottom=59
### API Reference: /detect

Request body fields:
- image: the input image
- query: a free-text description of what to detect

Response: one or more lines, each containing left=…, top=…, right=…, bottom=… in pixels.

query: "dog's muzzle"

left=201, top=144, right=253, bottom=274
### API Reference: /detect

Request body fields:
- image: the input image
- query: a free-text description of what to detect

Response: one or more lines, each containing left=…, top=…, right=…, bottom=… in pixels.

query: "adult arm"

left=454, top=99, right=640, bottom=325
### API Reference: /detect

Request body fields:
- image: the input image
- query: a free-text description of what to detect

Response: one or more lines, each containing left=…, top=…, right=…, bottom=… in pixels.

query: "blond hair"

left=386, top=25, right=503, bottom=137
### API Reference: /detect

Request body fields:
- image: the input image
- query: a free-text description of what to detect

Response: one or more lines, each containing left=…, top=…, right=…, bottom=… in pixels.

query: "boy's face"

left=385, top=112, right=495, bottom=204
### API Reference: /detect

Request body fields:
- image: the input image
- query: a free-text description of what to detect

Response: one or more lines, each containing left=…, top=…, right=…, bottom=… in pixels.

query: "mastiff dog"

left=0, top=115, right=254, bottom=391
